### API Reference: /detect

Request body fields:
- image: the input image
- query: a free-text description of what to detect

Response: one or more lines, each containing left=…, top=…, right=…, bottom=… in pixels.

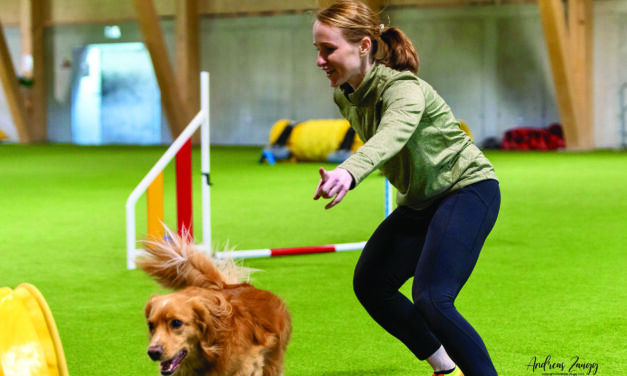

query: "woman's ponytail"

left=377, top=27, right=419, bottom=74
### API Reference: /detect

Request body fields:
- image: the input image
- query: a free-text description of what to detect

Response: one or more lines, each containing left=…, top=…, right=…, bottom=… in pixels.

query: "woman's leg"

left=353, top=205, right=442, bottom=360
left=412, top=180, right=501, bottom=376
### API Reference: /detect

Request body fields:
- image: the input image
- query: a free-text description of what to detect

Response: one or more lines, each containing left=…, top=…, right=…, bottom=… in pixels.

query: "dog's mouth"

left=160, top=349, right=187, bottom=376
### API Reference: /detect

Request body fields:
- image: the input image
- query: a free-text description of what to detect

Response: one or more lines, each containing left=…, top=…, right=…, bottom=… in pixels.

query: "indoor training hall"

left=0, top=1, right=625, bottom=375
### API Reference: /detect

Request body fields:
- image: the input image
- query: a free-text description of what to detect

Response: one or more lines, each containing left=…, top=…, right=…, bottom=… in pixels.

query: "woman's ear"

left=359, top=37, right=372, bottom=56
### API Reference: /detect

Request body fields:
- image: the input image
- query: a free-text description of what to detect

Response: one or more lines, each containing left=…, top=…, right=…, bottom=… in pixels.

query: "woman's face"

left=313, top=20, right=365, bottom=89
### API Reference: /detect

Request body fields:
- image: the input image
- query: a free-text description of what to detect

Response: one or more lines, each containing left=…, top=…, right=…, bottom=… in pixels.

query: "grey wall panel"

left=202, top=15, right=339, bottom=145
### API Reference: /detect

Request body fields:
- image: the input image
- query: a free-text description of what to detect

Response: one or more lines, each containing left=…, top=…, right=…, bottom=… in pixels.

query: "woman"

left=312, top=1, right=501, bottom=376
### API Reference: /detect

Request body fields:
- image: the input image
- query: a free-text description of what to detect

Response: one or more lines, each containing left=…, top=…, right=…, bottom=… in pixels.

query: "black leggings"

left=353, top=179, right=500, bottom=376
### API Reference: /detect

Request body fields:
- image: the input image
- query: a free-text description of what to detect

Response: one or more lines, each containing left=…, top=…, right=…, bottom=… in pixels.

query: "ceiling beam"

left=133, top=0, right=191, bottom=138
left=20, top=0, right=47, bottom=142
left=538, top=0, right=593, bottom=150
left=0, top=17, right=30, bottom=142
left=176, top=0, right=201, bottom=144
left=568, top=0, right=594, bottom=148
left=176, top=0, right=200, bottom=144
left=176, top=0, right=200, bottom=117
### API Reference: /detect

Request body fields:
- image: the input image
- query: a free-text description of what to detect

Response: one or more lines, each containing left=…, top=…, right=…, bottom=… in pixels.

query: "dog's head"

left=144, top=287, right=231, bottom=375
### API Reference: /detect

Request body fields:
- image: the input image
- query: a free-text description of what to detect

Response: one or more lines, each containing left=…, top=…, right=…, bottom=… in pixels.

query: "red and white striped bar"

left=215, top=241, right=367, bottom=259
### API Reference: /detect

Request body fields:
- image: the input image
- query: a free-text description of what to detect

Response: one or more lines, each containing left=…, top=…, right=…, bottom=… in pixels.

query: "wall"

left=594, top=1, right=627, bottom=148
left=201, top=14, right=338, bottom=145
left=0, top=1, right=626, bottom=148
left=391, top=5, right=560, bottom=145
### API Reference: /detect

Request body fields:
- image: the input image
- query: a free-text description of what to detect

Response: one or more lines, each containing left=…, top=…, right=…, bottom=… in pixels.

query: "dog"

left=137, top=231, right=291, bottom=376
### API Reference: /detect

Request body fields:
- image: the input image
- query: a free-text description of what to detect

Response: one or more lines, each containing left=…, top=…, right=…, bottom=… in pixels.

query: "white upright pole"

left=126, top=205, right=136, bottom=269
left=385, top=178, right=394, bottom=217
left=200, top=72, right=211, bottom=253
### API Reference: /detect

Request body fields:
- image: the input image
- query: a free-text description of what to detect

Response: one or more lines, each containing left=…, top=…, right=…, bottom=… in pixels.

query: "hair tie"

left=379, top=24, right=385, bottom=33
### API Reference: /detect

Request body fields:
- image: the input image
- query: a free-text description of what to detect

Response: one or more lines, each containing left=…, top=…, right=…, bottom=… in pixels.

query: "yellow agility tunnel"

left=263, top=119, right=364, bottom=163
left=0, top=284, right=69, bottom=376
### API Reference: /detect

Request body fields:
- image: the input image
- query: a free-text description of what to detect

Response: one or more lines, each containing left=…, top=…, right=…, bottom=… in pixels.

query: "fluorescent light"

left=104, top=25, right=121, bottom=39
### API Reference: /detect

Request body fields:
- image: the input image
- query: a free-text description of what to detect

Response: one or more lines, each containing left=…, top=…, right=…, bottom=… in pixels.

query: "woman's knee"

left=413, top=287, right=452, bottom=320
left=413, top=288, right=433, bottom=315
left=352, top=265, right=373, bottom=303
left=352, top=265, right=397, bottom=309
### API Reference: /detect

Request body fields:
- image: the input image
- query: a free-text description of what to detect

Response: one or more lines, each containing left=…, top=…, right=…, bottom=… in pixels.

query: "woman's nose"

left=316, top=53, right=326, bottom=67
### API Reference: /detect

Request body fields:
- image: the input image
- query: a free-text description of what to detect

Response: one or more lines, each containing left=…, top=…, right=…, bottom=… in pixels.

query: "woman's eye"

left=171, top=320, right=183, bottom=329
left=315, top=46, right=334, bottom=55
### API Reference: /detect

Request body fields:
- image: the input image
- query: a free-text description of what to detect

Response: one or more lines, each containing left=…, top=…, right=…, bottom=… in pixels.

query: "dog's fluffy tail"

left=136, top=227, right=249, bottom=290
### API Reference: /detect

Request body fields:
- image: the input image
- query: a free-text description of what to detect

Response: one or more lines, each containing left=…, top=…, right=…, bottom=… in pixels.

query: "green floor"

left=0, top=144, right=625, bottom=375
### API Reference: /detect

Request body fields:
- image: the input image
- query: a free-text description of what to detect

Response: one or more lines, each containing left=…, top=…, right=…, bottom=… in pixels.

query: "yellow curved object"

left=0, top=284, right=69, bottom=376
left=458, top=119, right=474, bottom=142
left=268, top=119, right=364, bottom=162
left=268, top=119, right=294, bottom=145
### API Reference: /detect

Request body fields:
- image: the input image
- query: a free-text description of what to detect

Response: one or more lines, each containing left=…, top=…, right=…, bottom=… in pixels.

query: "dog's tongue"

left=160, top=358, right=175, bottom=375
left=160, top=350, right=187, bottom=376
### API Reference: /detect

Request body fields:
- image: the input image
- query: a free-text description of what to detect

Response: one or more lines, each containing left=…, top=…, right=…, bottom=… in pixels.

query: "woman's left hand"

left=313, top=167, right=354, bottom=210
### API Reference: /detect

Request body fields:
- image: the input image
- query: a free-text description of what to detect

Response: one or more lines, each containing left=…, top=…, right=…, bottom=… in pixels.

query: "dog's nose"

left=147, top=345, right=164, bottom=361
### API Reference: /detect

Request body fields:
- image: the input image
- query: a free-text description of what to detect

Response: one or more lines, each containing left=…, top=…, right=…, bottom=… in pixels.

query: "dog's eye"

left=148, top=322, right=154, bottom=332
left=171, top=320, right=183, bottom=329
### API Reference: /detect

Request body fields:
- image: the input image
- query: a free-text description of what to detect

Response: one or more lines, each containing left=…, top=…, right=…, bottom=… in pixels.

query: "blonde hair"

left=316, top=0, right=419, bottom=74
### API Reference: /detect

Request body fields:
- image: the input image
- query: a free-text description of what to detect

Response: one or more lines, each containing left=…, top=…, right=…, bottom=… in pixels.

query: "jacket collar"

left=339, top=63, right=382, bottom=105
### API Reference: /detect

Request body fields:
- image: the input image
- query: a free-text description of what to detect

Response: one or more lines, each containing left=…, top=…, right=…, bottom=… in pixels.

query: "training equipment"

left=385, top=177, right=394, bottom=218
left=501, top=124, right=565, bottom=150
left=458, top=120, right=473, bottom=142
left=125, top=72, right=395, bottom=266
left=0, top=283, right=68, bottom=376
left=260, top=119, right=363, bottom=163
left=126, top=72, right=211, bottom=269
left=216, top=242, right=367, bottom=259
left=216, top=179, right=394, bottom=260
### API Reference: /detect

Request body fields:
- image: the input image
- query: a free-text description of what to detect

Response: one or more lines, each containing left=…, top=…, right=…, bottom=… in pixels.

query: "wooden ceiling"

left=0, top=0, right=537, bottom=26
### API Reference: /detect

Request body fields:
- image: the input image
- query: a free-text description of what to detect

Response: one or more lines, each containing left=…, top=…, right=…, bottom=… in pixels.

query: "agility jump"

left=125, top=73, right=210, bottom=270
left=125, top=72, right=395, bottom=268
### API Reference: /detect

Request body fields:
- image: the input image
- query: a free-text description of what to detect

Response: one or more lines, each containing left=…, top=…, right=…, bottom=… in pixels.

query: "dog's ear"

left=190, top=297, right=210, bottom=334
left=144, top=296, right=155, bottom=319
left=190, top=294, right=231, bottom=332
left=189, top=293, right=232, bottom=360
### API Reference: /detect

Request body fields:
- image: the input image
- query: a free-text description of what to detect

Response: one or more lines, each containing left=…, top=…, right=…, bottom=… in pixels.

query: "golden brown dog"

left=137, top=232, right=291, bottom=376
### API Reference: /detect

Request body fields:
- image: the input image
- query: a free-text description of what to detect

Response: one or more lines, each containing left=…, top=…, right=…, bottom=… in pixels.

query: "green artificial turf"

left=0, top=144, right=625, bottom=375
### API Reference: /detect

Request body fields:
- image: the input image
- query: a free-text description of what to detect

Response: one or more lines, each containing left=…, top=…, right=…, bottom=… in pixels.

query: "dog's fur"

left=137, top=232, right=291, bottom=376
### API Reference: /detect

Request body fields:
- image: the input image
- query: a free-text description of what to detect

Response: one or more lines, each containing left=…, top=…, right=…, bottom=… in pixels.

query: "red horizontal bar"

left=270, top=245, right=336, bottom=256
